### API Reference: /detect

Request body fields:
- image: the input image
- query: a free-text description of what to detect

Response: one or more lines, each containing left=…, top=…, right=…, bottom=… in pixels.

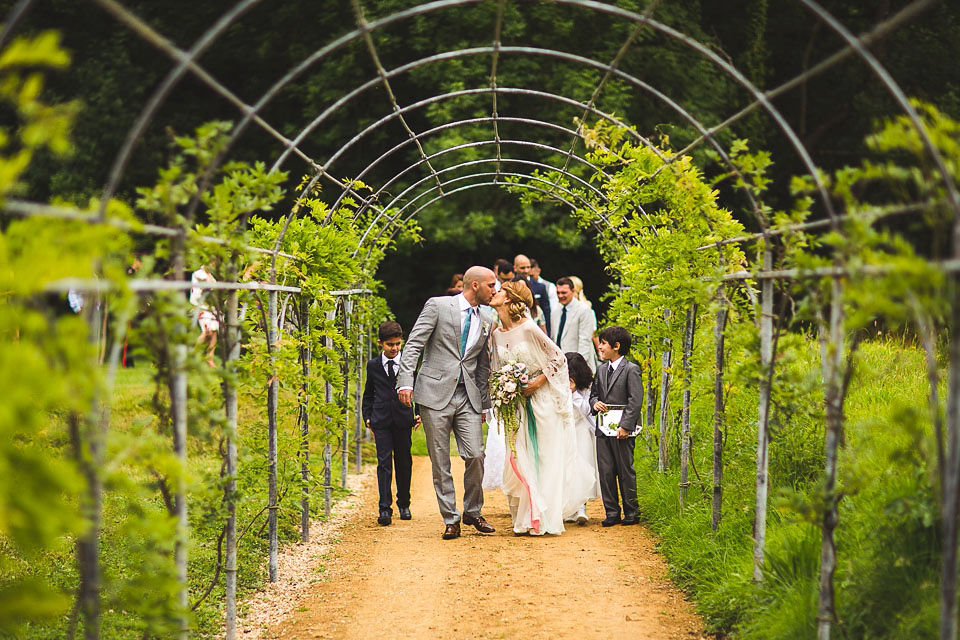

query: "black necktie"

left=387, top=359, right=396, bottom=381
left=557, top=305, right=567, bottom=344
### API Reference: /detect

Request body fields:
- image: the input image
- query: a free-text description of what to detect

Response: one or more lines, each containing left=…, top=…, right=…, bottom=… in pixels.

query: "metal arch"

left=362, top=179, right=611, bottom=264
left=9, top=0, right=941, bottom=238
left=561, top=1, right=658, bottom=175
left=353, top=169, right=604, bottom=257
left=278, top=43, right=759, bottom=216
left=324, top=88, right=666, bottom=219
left=331, top=110, right=622, bottom=220
left=349, top=0, right=445, bottom=195
left=257, top=2, right=825, bottom=223
left=488, top=0, right=507, bottom=181
left=350, top=138, right=605, bottom=238
left=319, top=86, right=649, bottom=179
left=270, top=47, right=646, bottom=175
left=393, top=171, right=599, bottom=221
left=286, top=45, right=765, bottom=223
left=0, top=0, right=38, bottom=52
left=798, top=0, right=960, bottom=223
left=87, top=0, right=882, bottom=234
left=383, top=157, right=607, bottom=212
left=358, top=155, right=617, bottom=251
left=90, top=0, right=318, bottom=193
left=669, top=0, right=938, bottom=168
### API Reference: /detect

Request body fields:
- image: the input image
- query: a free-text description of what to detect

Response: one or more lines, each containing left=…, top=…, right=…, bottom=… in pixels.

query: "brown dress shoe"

left=442, top=523, right=461, bottom=540
left=461, top=514, right=496, bottom=533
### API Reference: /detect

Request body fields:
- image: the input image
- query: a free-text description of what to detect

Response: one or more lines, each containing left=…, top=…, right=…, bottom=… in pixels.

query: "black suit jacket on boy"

left=362, top=357, right=417, bottom=430
left=589, top=358, right=643, bottom=436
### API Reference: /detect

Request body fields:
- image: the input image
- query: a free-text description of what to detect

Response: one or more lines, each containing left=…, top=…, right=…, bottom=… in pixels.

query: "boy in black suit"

left=362, top=321, right=419, bottom=526
left=590, top=326, right=643, bottom=527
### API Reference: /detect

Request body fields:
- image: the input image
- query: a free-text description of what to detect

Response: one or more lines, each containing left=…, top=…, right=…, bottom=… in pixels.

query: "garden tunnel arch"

left=4, top=1, right=960, bottom=639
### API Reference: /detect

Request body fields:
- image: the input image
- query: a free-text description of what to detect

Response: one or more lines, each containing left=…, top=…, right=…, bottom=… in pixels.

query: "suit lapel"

left=447, top=297, right=463, bottom=353
left=599, top=362, right=611, bottom=396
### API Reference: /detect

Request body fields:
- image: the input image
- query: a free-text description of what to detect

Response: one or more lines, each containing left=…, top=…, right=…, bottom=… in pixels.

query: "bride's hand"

left=521, top=374, right=543, bottom=397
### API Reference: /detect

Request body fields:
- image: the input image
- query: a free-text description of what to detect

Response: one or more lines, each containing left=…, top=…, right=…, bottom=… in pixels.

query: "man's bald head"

left=513, top=254, right=531, bottom=275
left=462, top=266, right=497, bottom=306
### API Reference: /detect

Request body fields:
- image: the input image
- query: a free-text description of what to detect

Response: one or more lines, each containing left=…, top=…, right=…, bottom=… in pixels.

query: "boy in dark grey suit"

left=589, top=326, right=643, bottom=527
left=362, top=321, right=419, bottom=526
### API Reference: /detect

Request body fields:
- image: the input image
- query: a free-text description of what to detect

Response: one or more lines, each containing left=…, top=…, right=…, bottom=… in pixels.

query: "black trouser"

left=372, top=423, right=413, bottom=512
left=596, top=435, right=638, bottom=520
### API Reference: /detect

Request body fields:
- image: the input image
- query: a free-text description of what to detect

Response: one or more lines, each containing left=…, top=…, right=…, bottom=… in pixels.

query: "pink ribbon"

left=509, top=452, right=542, bottom=534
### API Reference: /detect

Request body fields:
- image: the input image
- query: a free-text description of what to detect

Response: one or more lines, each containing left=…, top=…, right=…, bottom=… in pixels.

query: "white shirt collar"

left=609, top=355, right=625, bottom=370
left=382, top=352, right=400, bottom=366
left=457, top=292, right=477, bottom=313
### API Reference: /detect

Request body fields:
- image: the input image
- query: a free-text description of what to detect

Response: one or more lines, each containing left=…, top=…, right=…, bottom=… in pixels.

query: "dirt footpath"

left=271, top=456, right=706, bottom=640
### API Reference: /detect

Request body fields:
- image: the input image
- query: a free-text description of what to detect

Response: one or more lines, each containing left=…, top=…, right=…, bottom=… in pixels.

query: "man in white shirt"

left=551, top=276, right=598, bottom=372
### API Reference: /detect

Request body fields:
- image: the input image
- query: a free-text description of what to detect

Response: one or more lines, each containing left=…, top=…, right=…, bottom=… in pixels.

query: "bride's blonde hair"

left=501, top=280, right=534, bottom=322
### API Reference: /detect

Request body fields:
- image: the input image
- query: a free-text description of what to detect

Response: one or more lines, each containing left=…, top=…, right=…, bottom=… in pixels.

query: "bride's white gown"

left=491, top=320, right=596, bottom=534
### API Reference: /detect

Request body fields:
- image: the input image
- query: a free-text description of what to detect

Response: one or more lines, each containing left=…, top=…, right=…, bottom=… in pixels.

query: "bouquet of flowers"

left=489, top=360, right=529, bottom=453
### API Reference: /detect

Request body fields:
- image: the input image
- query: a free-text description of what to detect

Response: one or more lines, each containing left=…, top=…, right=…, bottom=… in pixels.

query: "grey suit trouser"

left=596, top=435, right=638, bottom=520
left=420, top=384, right=485, bottom=525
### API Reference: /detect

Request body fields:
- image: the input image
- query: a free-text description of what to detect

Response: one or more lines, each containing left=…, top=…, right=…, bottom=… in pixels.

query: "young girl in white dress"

left=564, top=351, right=602, bottom=524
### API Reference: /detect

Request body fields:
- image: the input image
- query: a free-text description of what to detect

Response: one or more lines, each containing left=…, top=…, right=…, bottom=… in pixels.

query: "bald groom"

left=397, top=266, right=498, bottom=540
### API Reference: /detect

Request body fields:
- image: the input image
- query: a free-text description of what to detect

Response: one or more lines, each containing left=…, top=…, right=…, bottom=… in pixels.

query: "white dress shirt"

left=382, top=352, right=401, bottom=376
left=608, top=355, right=624, bottom=371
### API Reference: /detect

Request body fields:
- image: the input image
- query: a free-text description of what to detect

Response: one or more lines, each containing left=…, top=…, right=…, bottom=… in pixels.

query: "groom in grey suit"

left=397, top=266, right=498, bottom=539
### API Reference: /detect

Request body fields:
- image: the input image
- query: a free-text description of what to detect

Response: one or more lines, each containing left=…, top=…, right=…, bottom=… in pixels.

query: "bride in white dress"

left=488, top=280, right=595, bottom=535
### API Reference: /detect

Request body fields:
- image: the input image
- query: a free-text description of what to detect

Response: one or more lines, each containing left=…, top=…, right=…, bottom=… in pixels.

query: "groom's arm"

left=397, top=298, right=438, bottom=404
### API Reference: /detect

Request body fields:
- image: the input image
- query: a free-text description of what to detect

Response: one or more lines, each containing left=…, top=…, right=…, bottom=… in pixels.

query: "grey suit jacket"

left=550, top=298, right=598, bottom=371
left=589, top=358, right=643, bottom=436
left=397, top=296, right=493, bottom=412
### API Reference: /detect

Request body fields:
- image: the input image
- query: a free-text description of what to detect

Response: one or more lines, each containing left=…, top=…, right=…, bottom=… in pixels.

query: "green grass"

left=636, top=335, right=944, bottom=638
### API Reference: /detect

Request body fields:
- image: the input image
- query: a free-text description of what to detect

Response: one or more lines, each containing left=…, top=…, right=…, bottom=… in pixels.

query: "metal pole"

left=342, top=297, right=352, bottom=488
left=658, top=309, right=672, bottom=473
left=224, top=283, right=240, bottom=640
left=299, top=296, right=311, bottom=542
left=680, top=304, right=697, bottom=507
left=77, top=295, right=103, bottom=640
left=171, top=339, right=188, bottom=638
left=646, top=347, right=656, bottom=446
left=267, top=289, right=279, bottom=582
left=325, top=309, right=335, bottom=518
left=355, top=305, right=363, bottom=474
left=712, top=288, right=728, bottom=531
left=754, top=249, right=774, bottom=582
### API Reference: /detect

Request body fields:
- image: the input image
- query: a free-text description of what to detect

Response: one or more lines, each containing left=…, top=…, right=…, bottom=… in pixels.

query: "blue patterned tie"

left=461, top=307, right=474, bottom=356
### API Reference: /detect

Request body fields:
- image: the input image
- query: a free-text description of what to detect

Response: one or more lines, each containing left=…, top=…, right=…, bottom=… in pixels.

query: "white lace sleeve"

left=520, top=321, right=573, bottom=415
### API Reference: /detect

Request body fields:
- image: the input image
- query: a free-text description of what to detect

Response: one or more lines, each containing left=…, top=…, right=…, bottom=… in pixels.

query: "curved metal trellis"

left=6, top=1, right=960, bottom=639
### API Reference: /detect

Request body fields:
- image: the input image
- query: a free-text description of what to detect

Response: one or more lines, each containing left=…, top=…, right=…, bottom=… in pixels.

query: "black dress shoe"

left=601, top=516, right=621, bottom=527
left=461, top=514, right=496, bottom=533
left=377, top=510, right=392, bottom=526
left=398, top=507, right=412, bottom=520
left=442, top=523, right=461, bottom=539
left=621, top=517, right=639, bottom=526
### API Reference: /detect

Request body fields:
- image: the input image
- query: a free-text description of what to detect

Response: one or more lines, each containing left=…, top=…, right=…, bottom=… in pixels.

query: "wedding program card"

left=596, top=405, right=641, bottom=437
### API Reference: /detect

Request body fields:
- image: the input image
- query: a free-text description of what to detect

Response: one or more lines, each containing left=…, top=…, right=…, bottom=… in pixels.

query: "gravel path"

left=257, top=455, right=707, bottom=639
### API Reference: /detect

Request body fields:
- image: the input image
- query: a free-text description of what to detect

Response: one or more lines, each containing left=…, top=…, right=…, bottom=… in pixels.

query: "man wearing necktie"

left=363, top=322, right=419, bottom=526
left=550, top=276, right=598, bottom=372
left=398, top=266, right=498, bottom=540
